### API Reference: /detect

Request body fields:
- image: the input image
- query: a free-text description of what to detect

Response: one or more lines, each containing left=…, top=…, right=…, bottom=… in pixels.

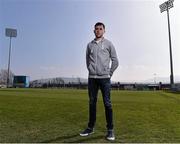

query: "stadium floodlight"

left=159, top=0, right=174, bottom=87
left=159, top=0, right=174, bottom=13
left=5, top=28, right=17, bottom=88
left=6, top=28, right=17, bottom=37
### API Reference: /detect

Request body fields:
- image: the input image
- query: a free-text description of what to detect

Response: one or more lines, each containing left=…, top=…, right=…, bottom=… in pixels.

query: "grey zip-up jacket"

left=86, top=38, right=119, bottom=78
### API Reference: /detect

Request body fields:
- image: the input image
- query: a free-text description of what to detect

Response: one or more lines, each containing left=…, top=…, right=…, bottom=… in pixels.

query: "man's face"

left=94, top=25, right=105, bottom=39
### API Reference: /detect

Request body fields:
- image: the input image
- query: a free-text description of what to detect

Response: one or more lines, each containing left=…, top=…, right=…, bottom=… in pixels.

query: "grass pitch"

left=0, top=88, right=180, bottom=143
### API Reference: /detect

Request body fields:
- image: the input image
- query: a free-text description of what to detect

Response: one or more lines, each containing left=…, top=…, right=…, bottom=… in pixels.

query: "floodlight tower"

left=5, top=28, right=17, bottom=88
left=159, top=0, right=175, bottom=87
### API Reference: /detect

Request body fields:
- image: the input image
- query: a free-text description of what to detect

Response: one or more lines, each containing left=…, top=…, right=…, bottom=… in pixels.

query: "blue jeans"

left=88, top=78, right=113, bottom=130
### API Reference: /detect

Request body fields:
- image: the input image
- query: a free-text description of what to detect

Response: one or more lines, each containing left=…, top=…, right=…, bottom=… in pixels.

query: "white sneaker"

left=106, top=130, right=115, bottom=141
left=80, top=128, right=94, bottom=137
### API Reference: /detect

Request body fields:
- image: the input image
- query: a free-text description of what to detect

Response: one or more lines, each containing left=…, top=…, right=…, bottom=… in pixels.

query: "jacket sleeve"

left=86, top=44, right=89, bottom=69
left=109, top=42, right=119, bottom=76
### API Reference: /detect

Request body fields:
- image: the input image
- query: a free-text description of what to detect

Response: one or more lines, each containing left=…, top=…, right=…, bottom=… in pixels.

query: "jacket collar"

left=92, top=37, right=105, bottom=43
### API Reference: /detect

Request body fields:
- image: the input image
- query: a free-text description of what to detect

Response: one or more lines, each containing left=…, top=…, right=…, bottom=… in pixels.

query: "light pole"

left=159, top=0, right=174, bottom=87
left=5, top=28, right=17, bottom=88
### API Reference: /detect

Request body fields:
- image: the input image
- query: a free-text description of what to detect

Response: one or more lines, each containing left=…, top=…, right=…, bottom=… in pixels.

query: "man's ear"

left=94, top=30, right=95, bottom=34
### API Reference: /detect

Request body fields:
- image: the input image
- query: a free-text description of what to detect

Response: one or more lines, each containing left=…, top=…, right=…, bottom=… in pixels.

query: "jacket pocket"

left=88, top=64, right=96, bottom=75
left=97, top=65, right=110, bottom=76
left=103, top=66, right=110, bottom=75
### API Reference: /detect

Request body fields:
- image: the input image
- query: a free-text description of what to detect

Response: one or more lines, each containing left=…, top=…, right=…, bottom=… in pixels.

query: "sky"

left=0, top=0, right=180, bottom=82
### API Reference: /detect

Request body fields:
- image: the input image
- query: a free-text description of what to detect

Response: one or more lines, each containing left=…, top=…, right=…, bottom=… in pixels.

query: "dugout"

left=13, top=75, right=30, bottom=88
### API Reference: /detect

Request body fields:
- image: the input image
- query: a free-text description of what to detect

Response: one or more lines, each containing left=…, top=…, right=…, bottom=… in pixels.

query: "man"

left=80, top=22, right=119, bottom=141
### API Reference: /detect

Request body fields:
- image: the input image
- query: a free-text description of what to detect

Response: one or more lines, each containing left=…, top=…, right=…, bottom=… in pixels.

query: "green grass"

left=0, top=88, right=180, bottom=143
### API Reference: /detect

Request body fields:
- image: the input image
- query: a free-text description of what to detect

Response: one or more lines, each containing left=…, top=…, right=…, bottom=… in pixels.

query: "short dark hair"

left=94, top=22, right=105, bottom=29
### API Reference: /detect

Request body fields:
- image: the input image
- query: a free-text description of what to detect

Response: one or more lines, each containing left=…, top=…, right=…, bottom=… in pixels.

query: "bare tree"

left=0, top=69, right=14, bottom=85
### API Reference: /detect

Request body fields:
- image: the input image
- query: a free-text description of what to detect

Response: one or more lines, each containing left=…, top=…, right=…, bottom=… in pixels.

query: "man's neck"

left=95, top=37, right=103, bottom=41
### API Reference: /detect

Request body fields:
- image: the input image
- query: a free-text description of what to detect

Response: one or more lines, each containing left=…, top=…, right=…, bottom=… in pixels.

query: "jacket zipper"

left=95, top=43, right=98, bottom=78
left=95, top=41, right=103, bottom=78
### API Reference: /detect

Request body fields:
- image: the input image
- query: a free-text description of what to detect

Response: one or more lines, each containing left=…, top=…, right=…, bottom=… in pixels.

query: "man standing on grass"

left=80, top=22, right=119, bottom=141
